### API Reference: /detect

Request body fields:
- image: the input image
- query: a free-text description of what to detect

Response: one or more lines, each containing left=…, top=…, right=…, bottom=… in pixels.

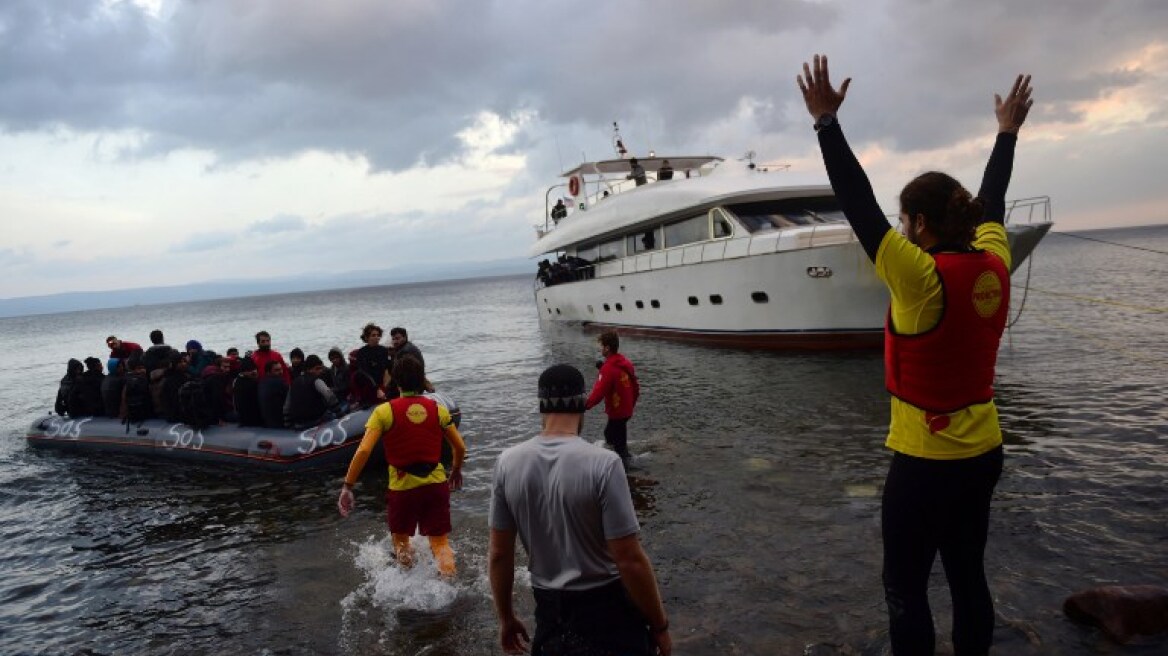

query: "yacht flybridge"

left=530, top=142, right=1052, bottom=350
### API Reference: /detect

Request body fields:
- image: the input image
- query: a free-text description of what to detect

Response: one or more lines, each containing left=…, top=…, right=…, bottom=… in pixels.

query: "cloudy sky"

left=1, top=0, right=1165, bottom=299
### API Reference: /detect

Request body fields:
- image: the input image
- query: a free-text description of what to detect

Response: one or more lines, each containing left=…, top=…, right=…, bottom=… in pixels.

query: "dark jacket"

left=258, top=377, right=289, bottom=429
left=160, top=370, right=192, bottom=423
left=101, top=373, right=126, bottom=418
left=69, top=370, right=106, bottom=417
left=55, top=359, right=84, bottom=416
left=232, top=376, right=263, bottom=427
left=142, top=344, right=175, bottom=373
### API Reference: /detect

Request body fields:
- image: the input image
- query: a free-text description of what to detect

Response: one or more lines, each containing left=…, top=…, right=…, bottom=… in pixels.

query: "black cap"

left=538, top=364, right=586, bottom=414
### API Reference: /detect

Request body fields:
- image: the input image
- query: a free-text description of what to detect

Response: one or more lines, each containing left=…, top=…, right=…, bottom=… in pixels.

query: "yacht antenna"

left=612, top=121, right=628, bottom=159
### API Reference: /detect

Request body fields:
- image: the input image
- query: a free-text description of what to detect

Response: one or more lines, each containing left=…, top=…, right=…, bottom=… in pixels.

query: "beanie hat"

left=186, top=339, right=202, bottom=351
left=538, top=364, right=586, bottom=414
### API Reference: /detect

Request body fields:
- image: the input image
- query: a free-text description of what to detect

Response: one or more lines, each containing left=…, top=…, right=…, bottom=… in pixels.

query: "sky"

left=1, top=0, right=1166, bottom=299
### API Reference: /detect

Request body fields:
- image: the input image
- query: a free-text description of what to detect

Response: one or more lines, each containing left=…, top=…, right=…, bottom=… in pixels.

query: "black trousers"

left=532, top=580, right=652, bottom=656
left=603, top=417, right=630, bottom=458
left=882, top=446, right=1003, bottom=656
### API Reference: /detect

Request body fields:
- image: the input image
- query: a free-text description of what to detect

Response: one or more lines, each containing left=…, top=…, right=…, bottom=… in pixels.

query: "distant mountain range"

left=0, top=257, right=532, bottom=319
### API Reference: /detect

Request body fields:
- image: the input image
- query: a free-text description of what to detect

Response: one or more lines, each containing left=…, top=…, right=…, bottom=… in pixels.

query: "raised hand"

left=995, top=74, right=1033, bottom=134
left=797, top=54, right=852, bottom=120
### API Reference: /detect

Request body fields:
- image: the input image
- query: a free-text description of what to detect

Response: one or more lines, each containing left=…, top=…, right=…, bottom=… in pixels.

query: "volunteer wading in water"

left=337, top=355, right=466, bottom=578
left=797, top=55, right=1033, bottom=655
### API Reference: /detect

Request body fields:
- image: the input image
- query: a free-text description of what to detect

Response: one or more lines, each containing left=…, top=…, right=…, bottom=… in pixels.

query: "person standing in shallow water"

left=585, top=331, right=640, bottom=463
left=337, top=355, right=466, bottom=578
left=797, top=54, right=1033, bottom=655
left=489, top=364, right=670, bottom=656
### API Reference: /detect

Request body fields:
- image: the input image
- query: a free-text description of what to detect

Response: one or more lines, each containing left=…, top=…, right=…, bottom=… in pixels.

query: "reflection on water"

left=1, top=226, right=1167, bottom=654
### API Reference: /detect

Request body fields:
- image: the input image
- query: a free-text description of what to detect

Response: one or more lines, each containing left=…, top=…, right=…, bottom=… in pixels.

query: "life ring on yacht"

left=568, top=175, right=581, bottom=197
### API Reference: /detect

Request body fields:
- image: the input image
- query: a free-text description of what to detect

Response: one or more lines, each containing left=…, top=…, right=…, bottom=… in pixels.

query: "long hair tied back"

left=899, top=171, right=984, bottom=246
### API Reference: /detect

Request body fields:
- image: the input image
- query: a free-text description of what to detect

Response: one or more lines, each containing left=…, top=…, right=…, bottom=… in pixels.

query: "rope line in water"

left=1016, top=285, right=1168, bottom=313
left=1048, top=230, right=1168, bottom=256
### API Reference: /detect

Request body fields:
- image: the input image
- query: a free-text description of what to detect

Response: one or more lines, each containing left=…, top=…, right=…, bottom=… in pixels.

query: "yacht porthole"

left=710, top=294, right=723, bottom=305
left=615, top=303, right=623, bottom=311
left=604, top=304, right=611, bottom=311
left=588, top=305, right=595, bottom=314
left=635, top=301, right=644, bottom=309
left=555, top=308, right=561, bottom=315
left=688, top=296, right=699, bottom=306
left=751, top=292, right=769, bottom=303
left=651, top=300, right=661, bottom=309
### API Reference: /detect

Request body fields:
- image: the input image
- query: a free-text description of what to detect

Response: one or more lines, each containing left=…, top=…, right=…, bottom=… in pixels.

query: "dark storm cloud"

left=0, top=0, right=1163, bottom=172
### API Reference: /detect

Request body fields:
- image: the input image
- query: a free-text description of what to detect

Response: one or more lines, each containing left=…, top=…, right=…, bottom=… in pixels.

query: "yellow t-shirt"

left=874, top=222, right=1011, bottom=459
left=343, top=396, right=465, bottom=491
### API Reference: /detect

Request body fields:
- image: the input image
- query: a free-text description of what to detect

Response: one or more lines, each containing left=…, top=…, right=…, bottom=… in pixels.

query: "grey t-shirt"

left=490, top=435, right=639, bottom=591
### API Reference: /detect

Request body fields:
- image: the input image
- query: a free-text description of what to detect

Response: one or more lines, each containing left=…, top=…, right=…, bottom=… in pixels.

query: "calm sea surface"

left=1, top=225, right=1166, bottom=655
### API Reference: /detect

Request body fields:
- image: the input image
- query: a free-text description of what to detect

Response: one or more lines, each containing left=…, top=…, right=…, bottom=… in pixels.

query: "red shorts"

left=385, top=483, right=451, bottom=536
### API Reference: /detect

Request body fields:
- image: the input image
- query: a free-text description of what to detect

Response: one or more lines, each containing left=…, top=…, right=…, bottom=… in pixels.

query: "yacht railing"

left=1004, top=196, right=1051, bottom=225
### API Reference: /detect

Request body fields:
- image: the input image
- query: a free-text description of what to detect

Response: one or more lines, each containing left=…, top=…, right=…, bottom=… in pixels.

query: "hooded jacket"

left=585, top=353, right=640, bottom=420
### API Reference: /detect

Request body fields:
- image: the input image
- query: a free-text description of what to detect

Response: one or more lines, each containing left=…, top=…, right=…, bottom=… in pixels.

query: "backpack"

left=178, top=380, right=214, bottom=430
left=124, top=373, right=152, bottom=423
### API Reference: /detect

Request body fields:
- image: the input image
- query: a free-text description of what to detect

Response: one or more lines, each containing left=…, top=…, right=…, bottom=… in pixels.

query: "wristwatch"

left=813, top=114, right=836, bottom=133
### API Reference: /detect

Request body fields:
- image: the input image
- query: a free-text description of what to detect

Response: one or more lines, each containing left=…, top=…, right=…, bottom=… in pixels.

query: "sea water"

left=0, top=225, right=1165, bottom=655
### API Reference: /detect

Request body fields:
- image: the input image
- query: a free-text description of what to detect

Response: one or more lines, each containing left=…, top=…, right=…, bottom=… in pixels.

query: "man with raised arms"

left=797, top=54, right=1033, bottom=655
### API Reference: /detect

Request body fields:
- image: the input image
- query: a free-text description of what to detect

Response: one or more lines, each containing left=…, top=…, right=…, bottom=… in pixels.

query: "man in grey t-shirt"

left=488, top=364, right=671, bottom=655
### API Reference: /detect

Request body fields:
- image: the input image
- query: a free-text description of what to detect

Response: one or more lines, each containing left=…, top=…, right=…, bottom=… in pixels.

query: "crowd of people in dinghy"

left=52, top=323, right=429, bottom=431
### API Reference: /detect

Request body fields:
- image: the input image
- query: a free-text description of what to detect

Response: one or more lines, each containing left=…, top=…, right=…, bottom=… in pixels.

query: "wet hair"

left=598, top=331, right=620, bottom=353
left=149, top=329, right=164, bottom=345
left=254, top=331, right=271, bottom=344
left=898, top=171, right=984, bottom=247
left=391, top=355, right=425, bottom=394
left=361, top=323, right=382, bottom=342
left=390, top=327, right=408, bottom=340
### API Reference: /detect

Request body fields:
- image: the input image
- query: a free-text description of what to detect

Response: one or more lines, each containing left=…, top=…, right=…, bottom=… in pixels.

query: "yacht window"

left=751, top=292, right=769, bottom=303
left=650, top=300, right=660, bottom=308
left=727, top=196, right=847, bottom=233
left=664, top=215, right=709, bottom=247
left=628, top=227, right=661, bottom=253
left=712, top=209, right=734, bottom=238
left=599, top=238, right=625, bottom=261
left=575, top=243, right=599, bottom=263
left=710, top=294, right=723, bottom=305
left=635, top=300, right=644, bottom=309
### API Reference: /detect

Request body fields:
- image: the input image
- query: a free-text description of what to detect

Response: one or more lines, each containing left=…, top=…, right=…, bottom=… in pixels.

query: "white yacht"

left=530, top=149, right=1052, bottom=349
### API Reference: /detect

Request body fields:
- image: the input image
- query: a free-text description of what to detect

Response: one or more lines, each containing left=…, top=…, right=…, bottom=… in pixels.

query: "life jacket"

left=885, top=250, right=1009, bottom=414
left=287, top=374, right=326, bottom=427
left=381, top=395, right=443, bottom=478
left=123, top=373, right=153, bottom=423
left=178, top=380, right=214, bottom=430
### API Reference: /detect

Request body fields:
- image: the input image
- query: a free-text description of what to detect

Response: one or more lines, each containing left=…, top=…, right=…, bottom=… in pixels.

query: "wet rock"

left=1063, top=584, right=1168, bottom=644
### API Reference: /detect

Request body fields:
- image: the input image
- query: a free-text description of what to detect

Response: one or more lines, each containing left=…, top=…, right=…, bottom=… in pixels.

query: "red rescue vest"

left=884, top=250, right=1009, bottom=414
left=380, top=395, right=443, bottom=469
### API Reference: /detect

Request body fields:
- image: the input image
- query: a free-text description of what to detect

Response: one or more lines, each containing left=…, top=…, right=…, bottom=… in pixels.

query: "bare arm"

left=443, top=424, right=467, bottom=490
left=609, top=533, right=672, bottom=656
left=488, top=529, right=530, bottom=654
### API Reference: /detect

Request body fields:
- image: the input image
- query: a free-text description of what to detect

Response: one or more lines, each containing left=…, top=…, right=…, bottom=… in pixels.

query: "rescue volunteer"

left=337, top=354, right=467, bottom=578
left=798, top=54, right=1033, bottom=655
